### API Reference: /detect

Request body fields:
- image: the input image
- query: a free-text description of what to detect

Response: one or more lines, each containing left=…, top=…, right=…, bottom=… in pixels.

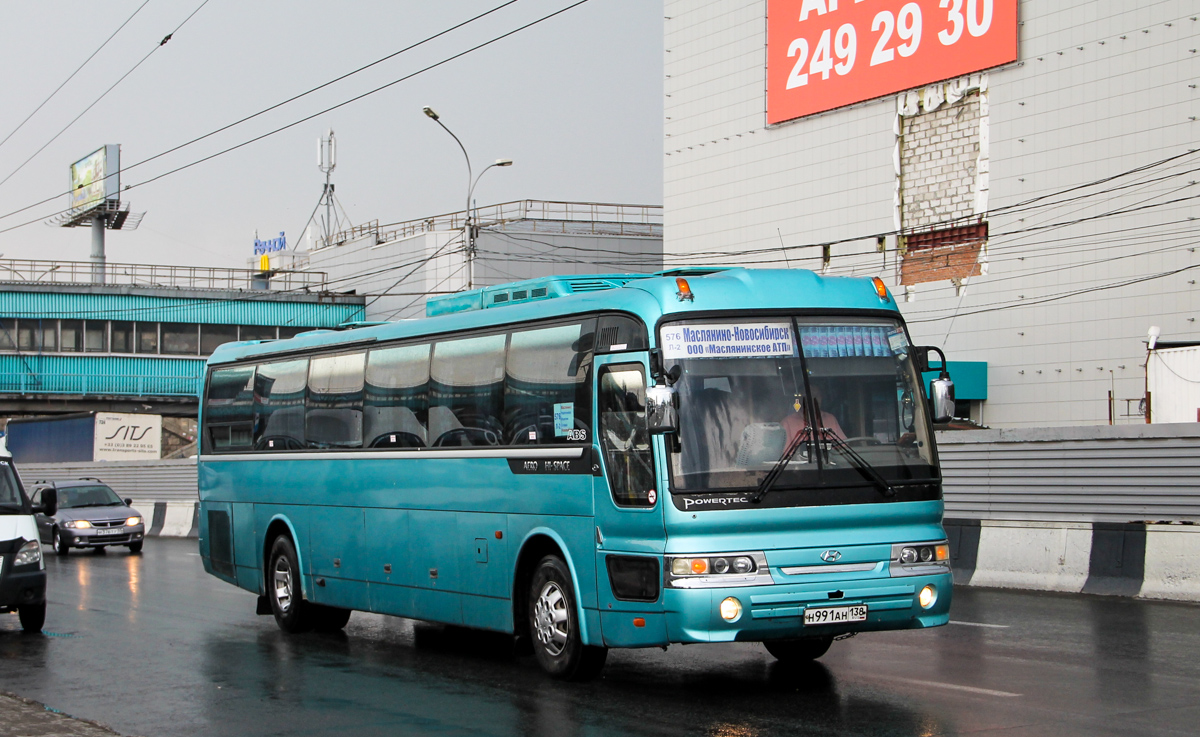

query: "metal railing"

left=0, top=258, right=328, bottom=292
left=317, top=200, right=664, bottom=249
left=0, top=372, right=200, bottom=397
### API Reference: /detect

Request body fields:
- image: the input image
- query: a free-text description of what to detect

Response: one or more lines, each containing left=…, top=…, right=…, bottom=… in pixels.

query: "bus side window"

left=597, top=364, right=655, bottom=507
left=204, top=366, right=256, bottom=453
left=430, top=333, right=507, bottom=447
left=364, top=343, right=431, bottom=448
left=505, top=321, right=594, bottom=445
left=254, top=359, right=308, bottom=451
left=306, top=352, right=366, bottom=449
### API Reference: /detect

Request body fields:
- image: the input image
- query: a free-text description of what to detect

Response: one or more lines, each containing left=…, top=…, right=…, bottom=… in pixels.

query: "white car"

left=0, top=451, right=55, bottom=632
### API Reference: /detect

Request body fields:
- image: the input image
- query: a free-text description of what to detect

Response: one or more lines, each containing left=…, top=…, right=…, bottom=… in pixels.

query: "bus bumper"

left=662, top=571, right=952, bottom=644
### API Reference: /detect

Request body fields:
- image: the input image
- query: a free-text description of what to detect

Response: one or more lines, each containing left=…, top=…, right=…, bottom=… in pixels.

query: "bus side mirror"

left=930, top=377, right=956, bottom=424
left=646, top=383, right=678, bottom=434
left=38, top=488, right=57, bottom=516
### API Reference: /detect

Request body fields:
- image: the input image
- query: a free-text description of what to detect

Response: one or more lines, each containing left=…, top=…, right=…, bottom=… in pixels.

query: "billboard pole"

left=90, top=214, right=106, bottom=284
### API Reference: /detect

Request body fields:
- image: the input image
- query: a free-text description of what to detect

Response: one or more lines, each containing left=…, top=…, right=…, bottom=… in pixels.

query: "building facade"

left=664, top=0, right=1198, bottom=427
left=0, top=260, right=364, bottom=416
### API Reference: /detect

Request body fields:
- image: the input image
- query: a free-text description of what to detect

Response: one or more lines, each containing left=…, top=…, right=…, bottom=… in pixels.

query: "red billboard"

left=767, top=0, right=1018, bottom=125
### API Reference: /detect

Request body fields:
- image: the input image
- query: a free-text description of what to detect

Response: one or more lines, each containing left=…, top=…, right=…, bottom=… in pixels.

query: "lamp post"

left=422, top=106, right=512, bottom=290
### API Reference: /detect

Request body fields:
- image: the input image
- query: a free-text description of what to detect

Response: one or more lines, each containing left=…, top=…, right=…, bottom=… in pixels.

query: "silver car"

left=31, top=480, right=146, bottom=555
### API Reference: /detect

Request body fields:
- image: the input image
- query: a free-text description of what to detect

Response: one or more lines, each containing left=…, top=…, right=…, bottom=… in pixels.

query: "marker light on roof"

left=872, top=277, right=890, bottom=302
left=675, top=278, right=694, bottom=302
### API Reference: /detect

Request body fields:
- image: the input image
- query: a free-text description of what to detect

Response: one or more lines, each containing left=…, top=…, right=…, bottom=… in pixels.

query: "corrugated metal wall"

left=0, top=355, right=204, bottom=395
left=938, top=424, right=1200, bottom=523
left=19, top=459, right=198, bottom=502
left=0, top=291, right=364, bottom=326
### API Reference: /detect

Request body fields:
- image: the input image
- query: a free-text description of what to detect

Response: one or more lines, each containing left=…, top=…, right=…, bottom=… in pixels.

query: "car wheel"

left=267, top=535, right=314, bottom=633
left=764, top=636, right=834, bottom=663
left=528, top=555, right=607, bottom=681
left=18, top=602, right=46, bottom=633
left=127, top=541, right=144, bottom=554
left=53, top=528, right=69, bottom=556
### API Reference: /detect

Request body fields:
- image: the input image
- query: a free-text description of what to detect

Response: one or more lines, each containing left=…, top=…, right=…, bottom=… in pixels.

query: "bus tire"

left=528, top=555, right=607, bottom=681
left=18, top=602, right=46, bottom=633
left=764, top=636, right=834, bottom=662
left=311, top=605, right=352, bottom=633
left=267, top=535, right=314, bottom=634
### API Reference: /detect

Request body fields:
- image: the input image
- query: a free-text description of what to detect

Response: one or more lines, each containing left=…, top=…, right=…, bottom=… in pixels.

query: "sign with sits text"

left=93, top=413, right=161, bottom=461
left=767, top=0, right=1017, bottom=124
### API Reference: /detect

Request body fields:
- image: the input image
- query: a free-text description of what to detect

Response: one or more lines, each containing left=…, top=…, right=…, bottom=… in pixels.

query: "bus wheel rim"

left=534, top=581, right=569, bottom=656
left=274, top=557, right=292, bottom=613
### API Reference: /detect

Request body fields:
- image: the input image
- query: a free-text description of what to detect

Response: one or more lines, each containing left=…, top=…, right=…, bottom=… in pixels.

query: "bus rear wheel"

left=267, top=535, right=314, bottom=633
left=528, top=555, right=607, bottom=681
left=764, top=636, right=834, bottom=663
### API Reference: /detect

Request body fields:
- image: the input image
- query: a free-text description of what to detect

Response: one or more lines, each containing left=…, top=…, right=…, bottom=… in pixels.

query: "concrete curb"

left=945, top=518, right=1200, bottom=603
left=134, top=501, right=198, bottom=539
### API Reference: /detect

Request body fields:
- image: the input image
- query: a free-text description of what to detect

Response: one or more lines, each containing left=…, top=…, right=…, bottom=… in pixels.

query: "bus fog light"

left=900, top=547, right=918, bottom=564
left=919, top=585, right=937, bottom=609
left=720, top=597, right=742, bottom=622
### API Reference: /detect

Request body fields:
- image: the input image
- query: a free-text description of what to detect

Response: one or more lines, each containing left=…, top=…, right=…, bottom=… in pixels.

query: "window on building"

left=85, top=321, right=107, bottom=352
left=204, top=366, right=256, bottom=452
left=429, top=333, right=507, bottom=446
left=306, top=352, right=365, bottom=449
left=201, top=325, right=238, bottom=355
left=0, top=319, right=16, bottom=350
left=137, top=323, right=159, bottom=354
left=364, top=343, right=430, bottom=448
left=18, top=320, right=56, bottom=352
left=239, top=326, right=277, bottom=341
left=60, top=320, right=83, bottom=352
left=162, top=323, right=199, bottom=355
left=504, top=322, right=593, bottom=445
left=111, top=322, right=134, bottom=353
left=254, top=359, right=308, bottom=451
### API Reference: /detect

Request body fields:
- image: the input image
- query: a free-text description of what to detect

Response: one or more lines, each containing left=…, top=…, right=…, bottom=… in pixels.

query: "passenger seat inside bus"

left=364, top=406, right=427, bottom=448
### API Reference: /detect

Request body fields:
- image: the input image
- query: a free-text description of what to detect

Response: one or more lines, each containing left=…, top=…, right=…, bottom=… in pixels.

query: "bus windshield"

left=664, top=316, right=938, bottom=500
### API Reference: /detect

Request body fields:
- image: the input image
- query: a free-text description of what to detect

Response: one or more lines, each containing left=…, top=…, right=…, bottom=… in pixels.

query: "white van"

left=0, top=450, right=55, bottom=632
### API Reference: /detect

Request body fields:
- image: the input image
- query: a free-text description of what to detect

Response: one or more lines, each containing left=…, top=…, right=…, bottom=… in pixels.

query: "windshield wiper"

left=819, top=428, right=896, bottom=499
left=749, top=427, right=813, bottom=504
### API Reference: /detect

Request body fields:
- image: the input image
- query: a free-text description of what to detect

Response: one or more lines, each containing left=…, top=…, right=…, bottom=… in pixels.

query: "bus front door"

left=592, top=356, right=667, bottom=647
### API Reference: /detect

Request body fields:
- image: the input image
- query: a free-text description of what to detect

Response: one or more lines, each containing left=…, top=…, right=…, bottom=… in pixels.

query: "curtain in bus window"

left=205, top=367, right=255, bottom=452
left=364, top=344, right=430, bottom=448
left=429, top=334, right=506, bottom=446
left=254, top=359, right=308, bottom=451
left=598, top=365, right=655, bottom=506
left=505, top=323, right=593, bottom=445
left=306, top=352, right=365, bottom=449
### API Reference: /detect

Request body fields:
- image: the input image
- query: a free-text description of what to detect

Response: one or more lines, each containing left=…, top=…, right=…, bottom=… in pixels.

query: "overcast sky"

left=0, top=0, right=662, bottom=269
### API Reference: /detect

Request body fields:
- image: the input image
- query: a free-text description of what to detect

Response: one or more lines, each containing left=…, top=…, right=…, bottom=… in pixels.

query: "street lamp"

left=422, top=106, right=512, bottom=290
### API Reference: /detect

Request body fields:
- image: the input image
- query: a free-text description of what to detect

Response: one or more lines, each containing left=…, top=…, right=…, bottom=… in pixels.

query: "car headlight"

left=14, top=540, right=42, bottom=568
left=65, top=519, right=93, bottom=529
left=666, top=552, right=773, bottom=588
left=126, top=516, right=142, bottom=527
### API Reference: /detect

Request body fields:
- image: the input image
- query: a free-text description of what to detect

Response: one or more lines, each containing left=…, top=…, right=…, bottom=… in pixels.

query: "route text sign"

left=766, top=0, right=1017, bottom=124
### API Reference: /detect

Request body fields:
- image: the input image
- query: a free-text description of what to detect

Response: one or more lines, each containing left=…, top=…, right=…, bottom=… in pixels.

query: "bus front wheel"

left=764, top=636, right=834, bottom=663
left=267, top=536, right=314, bottom=633
left=528, top=555, right=607, bottom=681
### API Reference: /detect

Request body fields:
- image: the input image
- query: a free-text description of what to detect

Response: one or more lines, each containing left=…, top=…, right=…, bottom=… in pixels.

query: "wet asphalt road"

left=0, top=539, right=1197, bottom=737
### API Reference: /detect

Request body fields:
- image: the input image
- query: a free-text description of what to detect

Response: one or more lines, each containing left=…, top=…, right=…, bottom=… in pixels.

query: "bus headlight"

left=890, top=541, right=951, bottom=577
left=919, top=585, right=937, bottom=609
left=720, top=597, right=743, bottom=622
left=665, top=552, right=773, bottom=588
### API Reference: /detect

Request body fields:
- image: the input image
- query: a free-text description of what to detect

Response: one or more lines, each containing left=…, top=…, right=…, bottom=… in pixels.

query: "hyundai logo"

left=820, top=550, right=842, bottom=563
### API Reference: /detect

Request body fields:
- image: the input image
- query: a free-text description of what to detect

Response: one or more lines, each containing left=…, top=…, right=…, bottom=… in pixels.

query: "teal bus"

left=198, top=268, right=956, bottom=680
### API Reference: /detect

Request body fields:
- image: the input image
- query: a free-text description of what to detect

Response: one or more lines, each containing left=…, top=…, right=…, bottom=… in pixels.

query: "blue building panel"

left=0, top=355, right=204, bottom=397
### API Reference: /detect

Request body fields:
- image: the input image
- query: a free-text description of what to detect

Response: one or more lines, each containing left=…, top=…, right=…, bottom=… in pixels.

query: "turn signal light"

left=691, top=558, right=708, bottom=574
left=675, top=277, right=694, bottom=302
left=935, top=544, right=949, bottom=561
left=871, top=277, right=890, bottom=302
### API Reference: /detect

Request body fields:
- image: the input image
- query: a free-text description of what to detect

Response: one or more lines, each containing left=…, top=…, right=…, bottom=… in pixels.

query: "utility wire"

left=0, top=0, right=152, bottom=154
left=0, top=0, right=211, bottom=191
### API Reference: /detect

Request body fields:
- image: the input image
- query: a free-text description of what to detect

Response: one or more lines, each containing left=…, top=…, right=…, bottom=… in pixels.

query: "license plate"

left=95, top=528, right=125, bottom=536
left=803, top=604, right=867, bottom=625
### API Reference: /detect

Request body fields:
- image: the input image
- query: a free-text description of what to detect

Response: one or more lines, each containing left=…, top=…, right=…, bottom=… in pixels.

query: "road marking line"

left=902, top=678, right=1022, bottom=698
left=950, top=620, right=1009, bottom=628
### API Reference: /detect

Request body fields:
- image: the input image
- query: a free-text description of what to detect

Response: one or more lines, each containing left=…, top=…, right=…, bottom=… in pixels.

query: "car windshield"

left=0, top=462, right=25, bottom=512
left=662, top=316, right=938, bottom=503
left=58, top=485, right=123, bottom=509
